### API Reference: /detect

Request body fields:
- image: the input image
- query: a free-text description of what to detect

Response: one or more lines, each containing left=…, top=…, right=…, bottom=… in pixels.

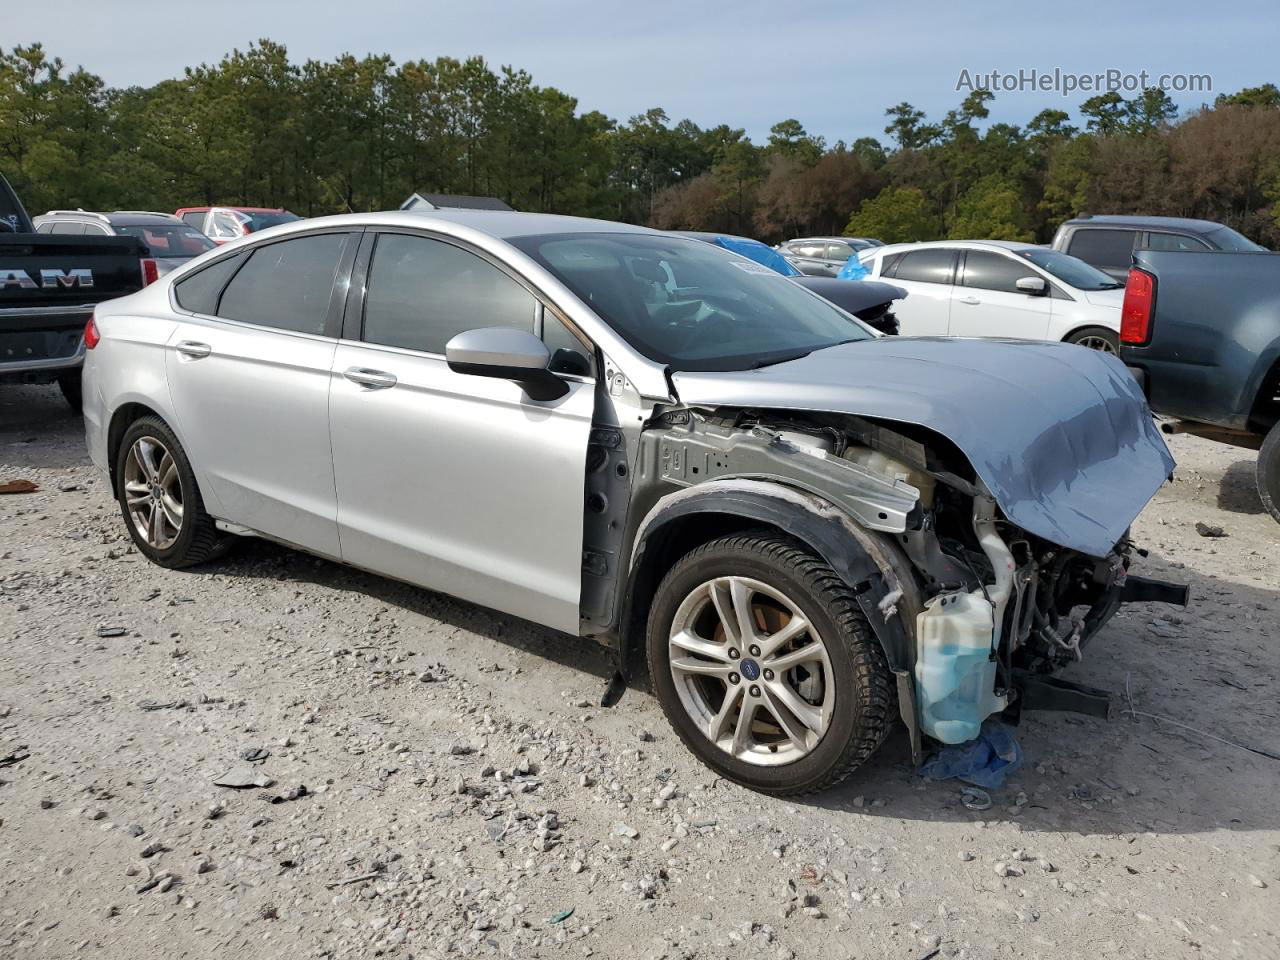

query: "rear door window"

left=216, top=234, right=347, bottom=335
left=50, top=222, right=88, bottom=235
left=891, top=249, right=957, bottom=284
left=1066, top=229, right=1137, bottom=270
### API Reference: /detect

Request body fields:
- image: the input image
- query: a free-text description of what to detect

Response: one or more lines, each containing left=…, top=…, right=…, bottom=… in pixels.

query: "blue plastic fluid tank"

left=914, top=591, right=1009, bottom=744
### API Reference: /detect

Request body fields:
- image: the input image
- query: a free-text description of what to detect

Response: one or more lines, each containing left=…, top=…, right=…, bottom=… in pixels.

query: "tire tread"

left=647, top=530, right=896, bottom=797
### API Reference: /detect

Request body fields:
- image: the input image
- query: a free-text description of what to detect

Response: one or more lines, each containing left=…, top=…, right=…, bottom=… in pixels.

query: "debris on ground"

left=0, top=479, right=38, bottom=494
left=919, top=720, right=1022, bottom=788
left=212, top=767, right=274, bottom=789
left=1195, top=521, right=1227, bottom=537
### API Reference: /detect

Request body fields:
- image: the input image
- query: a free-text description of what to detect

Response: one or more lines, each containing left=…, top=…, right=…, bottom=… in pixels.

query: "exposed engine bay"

left=605, top=405, right=1189, bottom=753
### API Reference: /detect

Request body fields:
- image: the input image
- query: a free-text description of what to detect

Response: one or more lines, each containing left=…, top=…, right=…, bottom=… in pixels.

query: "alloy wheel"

left=667, top=576, right=834, bottom=766
left=1077, top=334, right=1117, bottom=353
left=122, top=436, right=184, bottom=549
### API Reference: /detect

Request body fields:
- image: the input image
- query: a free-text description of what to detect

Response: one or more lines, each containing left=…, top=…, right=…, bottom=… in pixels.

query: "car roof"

left=869, top=239, right=1042, bottom=255
left=246, top=209, right=664, bottom=242
left=175, top=206, right=289, bottom=214
left=1063, top=214, right=1225, bottom=235
left=105, top=211, right=184, bottom=226
left=785, top=236, right=860, bottom=244
left=36, top=210, right=182, bottom=226
left=673, top=231, right=767, bottom=245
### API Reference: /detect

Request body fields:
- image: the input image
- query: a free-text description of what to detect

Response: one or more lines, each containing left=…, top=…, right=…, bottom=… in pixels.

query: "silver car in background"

left=35, top=210, right=216, bottom=281
left=82, top=211, right=1184, bottom=795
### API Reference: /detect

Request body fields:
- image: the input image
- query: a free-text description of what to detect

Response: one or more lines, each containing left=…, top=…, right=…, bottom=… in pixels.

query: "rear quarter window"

left=173, top=253, right=246, bottom=315
left=1067, top=229, right=1137, bottom=270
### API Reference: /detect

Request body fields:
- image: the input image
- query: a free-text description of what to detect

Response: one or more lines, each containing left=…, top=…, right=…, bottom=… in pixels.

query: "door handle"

left=175, top=340, right=211, bottom=358
left=344, top=367, right=398, bottom=390
left=958, top=296, right=981, bottom=306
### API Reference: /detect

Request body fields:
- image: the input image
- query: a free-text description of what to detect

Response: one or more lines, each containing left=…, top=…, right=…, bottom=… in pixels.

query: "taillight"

left=83, top=315, right=100, bottom=350
left=1121, top=267, right=1155, bottom=345
left=141, top=258, right=160, bottom=286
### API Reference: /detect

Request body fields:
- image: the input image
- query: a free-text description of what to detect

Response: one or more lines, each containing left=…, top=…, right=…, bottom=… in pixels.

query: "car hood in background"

left=1079, top=287, right=1125, bottom=309
left=671, top=337, right=1175, bottom=557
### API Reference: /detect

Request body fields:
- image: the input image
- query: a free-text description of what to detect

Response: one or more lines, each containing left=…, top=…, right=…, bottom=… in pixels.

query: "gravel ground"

left=1, top=382, right=1278, bottom=960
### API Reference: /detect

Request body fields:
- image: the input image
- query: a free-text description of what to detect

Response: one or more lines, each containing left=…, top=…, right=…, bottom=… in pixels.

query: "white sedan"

left=857, top=240, right=1125, bottom=352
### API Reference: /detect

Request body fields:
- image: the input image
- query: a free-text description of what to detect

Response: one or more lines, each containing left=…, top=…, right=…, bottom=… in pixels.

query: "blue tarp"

left=709, top=236, right=802, bottom=277
left=917, top=720, right=1023, bottom=789
left=836, top=256, right=872, bottom=281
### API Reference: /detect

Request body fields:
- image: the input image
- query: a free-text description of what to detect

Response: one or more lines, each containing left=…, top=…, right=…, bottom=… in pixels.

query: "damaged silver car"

left=82, top=212, right=1187, bottom=795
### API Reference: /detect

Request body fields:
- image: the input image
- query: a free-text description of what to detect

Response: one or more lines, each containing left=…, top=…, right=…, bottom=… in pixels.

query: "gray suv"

left=82, top=211, right=1185, bottom=795
left=1051, top=215, right=1265, bottom=281
left=778, top=236, right=881, bottom=276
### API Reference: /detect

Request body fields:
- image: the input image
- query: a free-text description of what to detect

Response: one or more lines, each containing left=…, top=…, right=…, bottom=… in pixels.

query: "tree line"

left=3, top=40, right=1279, bottom=245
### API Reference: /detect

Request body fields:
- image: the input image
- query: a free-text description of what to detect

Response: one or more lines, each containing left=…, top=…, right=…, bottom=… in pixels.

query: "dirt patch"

left=2, top=384, right=1277, bottom=959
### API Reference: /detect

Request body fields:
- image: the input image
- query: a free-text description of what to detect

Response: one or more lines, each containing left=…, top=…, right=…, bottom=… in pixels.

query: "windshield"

left=511, top=233, right=873, bottom=371
left=1206, top=225, right=1266, bottom=252
left=114, top=224, right=215, bottom=259
left=1017, top=248, right=1120, bottom=290
left=244, top=211, right=301, bottom=231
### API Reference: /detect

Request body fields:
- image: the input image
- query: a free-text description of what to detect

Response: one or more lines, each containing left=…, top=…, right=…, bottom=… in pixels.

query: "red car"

left=175, top=206, right=301, bottom=244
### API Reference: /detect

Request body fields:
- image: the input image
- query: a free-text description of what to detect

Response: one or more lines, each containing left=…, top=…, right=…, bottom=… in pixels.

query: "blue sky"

left=32, top=0, right=1280, bottom=144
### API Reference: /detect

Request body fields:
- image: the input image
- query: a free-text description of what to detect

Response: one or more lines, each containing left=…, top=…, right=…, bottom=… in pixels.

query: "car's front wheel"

left=1256, top=420, right=1280, bottom=523
left=115, top=416, right=224, bottom=568
left=646, top=531, right=895, bottom=796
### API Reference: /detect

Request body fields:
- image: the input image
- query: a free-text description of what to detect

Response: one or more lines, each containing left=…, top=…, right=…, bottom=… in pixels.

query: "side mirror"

left=1016, top=276, right=1048, bottom=296
left=445, top=327, right=569, bottom=402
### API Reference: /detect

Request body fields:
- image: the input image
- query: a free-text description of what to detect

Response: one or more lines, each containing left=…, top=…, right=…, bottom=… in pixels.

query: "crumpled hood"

left=671, top=337, right=1175, bottom=557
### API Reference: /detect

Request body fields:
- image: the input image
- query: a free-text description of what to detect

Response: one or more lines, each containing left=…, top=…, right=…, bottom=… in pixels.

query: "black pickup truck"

left=1, top=173, right=145, bottom=409
left=1119, top=250, right=1280, bottom=521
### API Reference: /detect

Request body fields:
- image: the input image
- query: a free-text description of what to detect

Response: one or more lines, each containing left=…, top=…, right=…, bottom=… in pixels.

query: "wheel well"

left=619, top=512, right=781, bottom=671
left=106, top=402, right=163, bottom=486
left=1248, top=358, right=1280, bottom=434
left=1062, top=324, right=1117, bottom=344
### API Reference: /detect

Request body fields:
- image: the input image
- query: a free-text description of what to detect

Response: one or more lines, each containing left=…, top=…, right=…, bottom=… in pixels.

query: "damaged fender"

left=628, top=477, right=927, bottom=761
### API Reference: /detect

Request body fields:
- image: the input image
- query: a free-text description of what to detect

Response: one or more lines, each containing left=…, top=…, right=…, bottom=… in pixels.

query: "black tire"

left=1257, top=420, right=1280, bottom=523
left=646, top=531, right=895, bottom=796
left=57, top=371, right=82, bottom=411
left=114, top=415, right=224, bottom=568
left=1064, top=326, right=1119, bottom=354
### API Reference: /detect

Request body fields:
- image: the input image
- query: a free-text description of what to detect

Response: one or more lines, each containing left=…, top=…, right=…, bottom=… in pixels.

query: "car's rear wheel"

left=115, top=416, right=224, bottom=568
left=1065, top=327, right=1119, bottom=354
left=646, top=531, right=894, bottom=796
left=1256, top=420, right=1280, bottom=523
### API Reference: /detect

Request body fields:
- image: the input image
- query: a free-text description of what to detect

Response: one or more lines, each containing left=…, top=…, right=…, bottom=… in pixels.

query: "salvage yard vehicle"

left=83, top=211, right=1186, bottom=795
left=859, top=240, right=1124, bottom=352
left=1, top=174, right=147, bottom=409
left=174, top=206, right=300, bottom=244
left=1052, top=214, right=1266, bottom=281
left=777, top=236, right=878, bottom=276
left=34, top=210, right=215, bottom=280
left=1120, top=249, right=1280, bottom=523
left=787, top=276, right=904, bottom=335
